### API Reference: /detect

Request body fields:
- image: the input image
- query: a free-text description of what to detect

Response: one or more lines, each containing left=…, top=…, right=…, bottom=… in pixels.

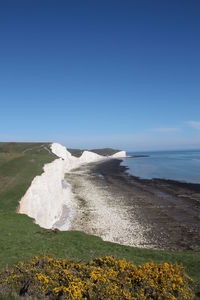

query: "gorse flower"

left=0, top=255, right=194, bottom=299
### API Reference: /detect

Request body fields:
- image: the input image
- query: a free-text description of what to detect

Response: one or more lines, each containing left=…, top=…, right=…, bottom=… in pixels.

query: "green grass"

left=0, top=142, right=199, bottom=298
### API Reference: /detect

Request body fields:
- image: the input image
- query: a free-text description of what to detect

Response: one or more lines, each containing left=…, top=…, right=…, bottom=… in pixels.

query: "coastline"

left=122, top=150, right=200, bottom=185
left=18, top=143, right=126, bottom=231
left=121, top=159, right=200, bottom=201
left=64, top=158, right=200, bottom=251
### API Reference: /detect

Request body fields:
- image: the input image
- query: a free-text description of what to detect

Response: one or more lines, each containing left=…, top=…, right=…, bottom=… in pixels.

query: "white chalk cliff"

left=18, top=143, right=126, bottom=229
left=111, top=150, right=126, bottom=158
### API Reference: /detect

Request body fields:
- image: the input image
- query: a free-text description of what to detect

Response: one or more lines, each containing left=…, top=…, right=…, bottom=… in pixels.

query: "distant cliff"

left=68, top=148, right=122, bottom=157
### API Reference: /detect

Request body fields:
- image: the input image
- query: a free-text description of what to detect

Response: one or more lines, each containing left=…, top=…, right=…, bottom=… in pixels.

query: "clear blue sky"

left=0, top=0, right=200, bottom=151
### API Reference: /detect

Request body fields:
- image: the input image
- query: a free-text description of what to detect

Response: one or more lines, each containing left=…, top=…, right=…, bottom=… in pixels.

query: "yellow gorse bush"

left=0, top=255, right=194, bottom=299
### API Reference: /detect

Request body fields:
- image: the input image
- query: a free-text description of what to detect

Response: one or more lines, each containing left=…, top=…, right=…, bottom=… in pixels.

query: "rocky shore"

left=65, top=159, right=200, bottom=251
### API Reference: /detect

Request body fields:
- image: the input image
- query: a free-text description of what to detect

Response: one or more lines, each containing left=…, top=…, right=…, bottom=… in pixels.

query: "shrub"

left=0, top=255, right=194, bottom=299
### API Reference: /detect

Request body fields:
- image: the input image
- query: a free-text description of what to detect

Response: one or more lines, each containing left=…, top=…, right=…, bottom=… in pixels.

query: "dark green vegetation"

left=0, top=142, right=199, bottom=298
left=90, top=148, right=120, bottom=156
left=67, top=148, right=84, bottom=157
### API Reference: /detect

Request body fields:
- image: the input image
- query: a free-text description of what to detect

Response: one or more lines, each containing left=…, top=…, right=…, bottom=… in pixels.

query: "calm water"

left=122, top=150, right=200, bottom=184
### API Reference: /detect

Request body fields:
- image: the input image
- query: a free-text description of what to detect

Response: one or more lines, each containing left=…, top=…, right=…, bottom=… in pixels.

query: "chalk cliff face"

left=79, top=150, right=103, bottom=164
left=18, top=143, right=126, bottom=230
left=51, top=143, right=104, bottom=171
left=51, top=143, right=73, bottom=161
left=111, top=151, right=126, bottom=158
left=19, top=159, right=68, bottom=229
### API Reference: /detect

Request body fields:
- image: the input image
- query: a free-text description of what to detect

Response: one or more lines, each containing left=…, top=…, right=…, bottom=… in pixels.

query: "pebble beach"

left=64, top=159, right=200, bottom=251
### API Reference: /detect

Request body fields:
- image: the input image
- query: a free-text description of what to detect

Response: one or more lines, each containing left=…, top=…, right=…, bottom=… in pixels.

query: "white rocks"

left=111, top=150, right=126, bottom=158
left=51, top=142, right=73, bottom=161
left=18, top=143, right=126, bottom=230
left=50, top=143, right=106, bottom=171
left=67, top=166, right=147, bottom=247
left=79, top=150, right=103, bottom=164
left=19, top=159, right=68, bottom=229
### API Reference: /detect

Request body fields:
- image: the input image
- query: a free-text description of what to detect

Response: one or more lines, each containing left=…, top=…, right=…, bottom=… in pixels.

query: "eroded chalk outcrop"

left=19, top=158, right=69, bottom=229
left=111, top=150, right=126, bottom=158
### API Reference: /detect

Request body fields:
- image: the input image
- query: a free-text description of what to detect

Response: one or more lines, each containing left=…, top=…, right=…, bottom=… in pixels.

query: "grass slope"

left=0, top=142, right=199, bottom=298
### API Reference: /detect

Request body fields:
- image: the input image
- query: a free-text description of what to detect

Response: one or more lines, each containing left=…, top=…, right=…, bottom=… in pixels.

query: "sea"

left=121, top=150, right=200, bottom=184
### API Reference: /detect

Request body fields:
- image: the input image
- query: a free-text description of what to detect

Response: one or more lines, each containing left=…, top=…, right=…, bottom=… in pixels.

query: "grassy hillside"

left=0, top=142, right=199, bottom=298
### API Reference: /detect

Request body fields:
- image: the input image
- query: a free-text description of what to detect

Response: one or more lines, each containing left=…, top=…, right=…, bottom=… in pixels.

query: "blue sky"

left=0, top=0, right=200, bottom=151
